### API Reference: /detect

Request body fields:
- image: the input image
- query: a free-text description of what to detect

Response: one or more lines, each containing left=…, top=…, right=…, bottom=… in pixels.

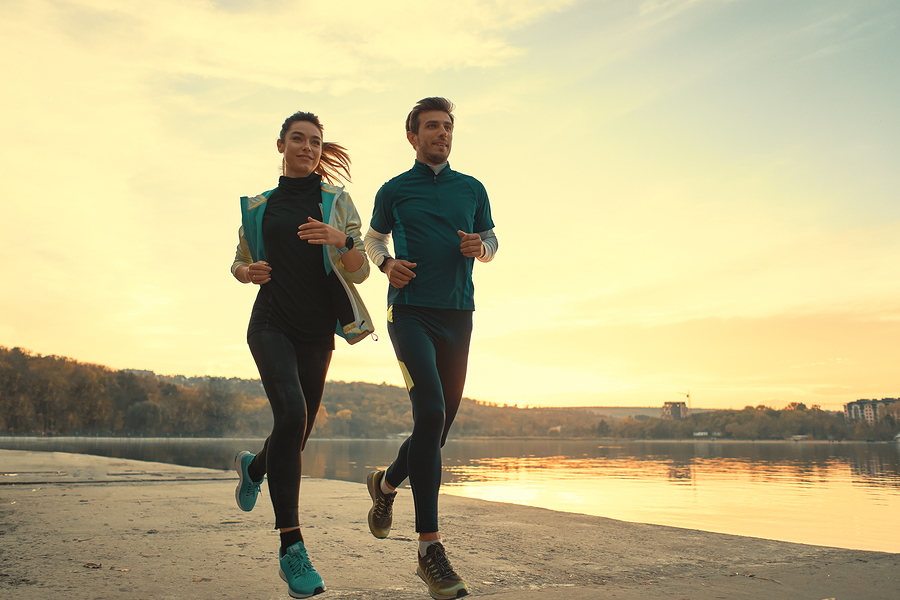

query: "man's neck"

left=423, top=161, right=448, bottom=175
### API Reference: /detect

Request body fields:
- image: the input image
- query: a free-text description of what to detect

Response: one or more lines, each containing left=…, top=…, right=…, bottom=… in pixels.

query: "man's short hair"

left=406, top=97, right=455, bottom=134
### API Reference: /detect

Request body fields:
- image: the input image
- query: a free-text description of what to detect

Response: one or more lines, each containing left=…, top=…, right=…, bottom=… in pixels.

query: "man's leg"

left=385, top=306, right=446, bottom=534
left=433, top=309, right=473, bottom=447
left=380, top=307, right=471, bottom=599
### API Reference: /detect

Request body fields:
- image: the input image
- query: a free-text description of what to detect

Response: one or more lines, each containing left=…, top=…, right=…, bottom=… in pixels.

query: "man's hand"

left=383, top=258, right=417, bottom=289
left=458, top=230, right=484, bottom=258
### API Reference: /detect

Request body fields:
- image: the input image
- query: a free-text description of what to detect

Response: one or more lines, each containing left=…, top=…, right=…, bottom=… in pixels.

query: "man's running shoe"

left=233, top=450, right=263, bottom=512
left=366, top=470, right=396, bottom=539
left=279, top=540, right=326, bottom=598
left=417, top=543, right=469, bottom=599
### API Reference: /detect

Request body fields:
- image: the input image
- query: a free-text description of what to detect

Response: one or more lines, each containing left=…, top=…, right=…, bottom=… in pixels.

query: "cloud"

left=6, top=0, right=579, bottom=96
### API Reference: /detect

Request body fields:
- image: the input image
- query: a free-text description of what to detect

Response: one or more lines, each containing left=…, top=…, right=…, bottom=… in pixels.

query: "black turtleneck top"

left=247, top=174, right=337, bottom=349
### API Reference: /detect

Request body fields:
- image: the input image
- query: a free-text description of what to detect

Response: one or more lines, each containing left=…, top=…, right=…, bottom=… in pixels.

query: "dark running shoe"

left=416, top=542, right=469, bottom=599
left=366, top=470, right=396, bottom=539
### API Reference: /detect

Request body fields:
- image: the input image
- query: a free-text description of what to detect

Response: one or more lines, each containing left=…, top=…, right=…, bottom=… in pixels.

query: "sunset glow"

left=2, top=1, right=898, bottom=410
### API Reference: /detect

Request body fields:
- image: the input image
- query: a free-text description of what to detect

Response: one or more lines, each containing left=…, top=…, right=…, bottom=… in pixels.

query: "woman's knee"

left=274, top=403, right=308, bottom=433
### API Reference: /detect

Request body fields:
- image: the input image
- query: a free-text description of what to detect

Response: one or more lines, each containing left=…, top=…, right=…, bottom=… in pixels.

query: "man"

left=364, top=97, right=498, bottom=600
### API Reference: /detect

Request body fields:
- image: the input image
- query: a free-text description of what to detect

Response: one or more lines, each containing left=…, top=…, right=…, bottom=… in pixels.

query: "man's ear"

left=406, top=130, right=418, bottom=150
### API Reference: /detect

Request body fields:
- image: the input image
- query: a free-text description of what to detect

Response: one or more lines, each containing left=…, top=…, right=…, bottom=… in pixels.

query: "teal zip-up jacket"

left=231, top=181, right=374, bottom=345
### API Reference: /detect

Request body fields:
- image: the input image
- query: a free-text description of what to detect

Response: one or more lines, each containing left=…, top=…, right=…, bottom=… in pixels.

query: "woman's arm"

left=231, top=226, right=271, bottom=284
left=296, top=191, right=370, bottom=282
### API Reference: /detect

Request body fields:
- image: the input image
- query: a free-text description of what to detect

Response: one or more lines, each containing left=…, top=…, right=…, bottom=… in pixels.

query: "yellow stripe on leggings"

left=398, top=360, right=415, bottom=391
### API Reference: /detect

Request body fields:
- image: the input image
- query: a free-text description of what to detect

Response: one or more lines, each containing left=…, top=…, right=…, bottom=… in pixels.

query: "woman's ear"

left=276, top=138, right=285, bottom=153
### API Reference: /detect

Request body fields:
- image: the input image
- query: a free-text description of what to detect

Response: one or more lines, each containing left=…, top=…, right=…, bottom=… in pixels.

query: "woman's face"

left=277, top=120, right=323, bottom=178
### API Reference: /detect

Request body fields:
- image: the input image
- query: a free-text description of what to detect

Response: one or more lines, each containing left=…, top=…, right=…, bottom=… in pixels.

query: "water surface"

left=2, top=437, right=897, bottom=552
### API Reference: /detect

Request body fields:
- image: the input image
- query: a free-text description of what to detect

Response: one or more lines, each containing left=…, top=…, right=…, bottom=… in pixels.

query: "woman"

left=230, top=111, right=373, bottom=598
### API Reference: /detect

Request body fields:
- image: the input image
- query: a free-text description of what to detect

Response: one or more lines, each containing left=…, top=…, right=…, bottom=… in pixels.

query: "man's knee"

left=414, top=405, right=446, bottom=435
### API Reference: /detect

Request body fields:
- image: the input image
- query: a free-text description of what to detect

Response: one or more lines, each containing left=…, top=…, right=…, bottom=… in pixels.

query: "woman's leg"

left=248, top=330, right=331, bottom=530
left=247, top=436, right=270, bottom=482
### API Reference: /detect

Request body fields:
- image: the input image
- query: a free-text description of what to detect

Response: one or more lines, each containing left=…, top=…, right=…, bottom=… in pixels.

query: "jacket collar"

left=413, top=160, right=452, bottom=177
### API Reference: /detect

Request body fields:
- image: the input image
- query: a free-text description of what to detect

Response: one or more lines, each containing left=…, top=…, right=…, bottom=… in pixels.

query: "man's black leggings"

left=384, top=305, right=473, bottom=533
left=247, top=329, right=332, bottom=529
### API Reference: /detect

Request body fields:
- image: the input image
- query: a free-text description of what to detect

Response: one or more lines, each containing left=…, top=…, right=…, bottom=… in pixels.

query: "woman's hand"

left=298, top=217, right=347, bottom=247
left=245, top=261, right=271, bottom=285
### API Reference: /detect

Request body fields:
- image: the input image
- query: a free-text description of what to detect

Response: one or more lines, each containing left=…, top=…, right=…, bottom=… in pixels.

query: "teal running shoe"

left=279, top=541, right=326, bottom=598
left=233, top=450, right=263, bottom=512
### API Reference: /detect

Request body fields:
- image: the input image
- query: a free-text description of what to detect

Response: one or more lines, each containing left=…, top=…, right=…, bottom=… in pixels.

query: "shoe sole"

left=416, top=567, right=469, bottom=600
left=279, top=569, right=326, bottom=598
left=233, top=451, right=255, bottom=512
left=366, top=470, right=390, bottom=539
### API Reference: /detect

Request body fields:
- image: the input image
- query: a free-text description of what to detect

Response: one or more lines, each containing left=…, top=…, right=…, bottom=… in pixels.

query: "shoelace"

left=373, top=493, right=395, bottom=518
left=425, top=547, right=456, bottom=579
left=244, top=478, right=262, bottom=497
left=284, top=546, right=313, bottom=576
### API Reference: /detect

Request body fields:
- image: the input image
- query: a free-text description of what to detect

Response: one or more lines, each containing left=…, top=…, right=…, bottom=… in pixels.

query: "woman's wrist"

left=338, top=235, right=354, bottom=254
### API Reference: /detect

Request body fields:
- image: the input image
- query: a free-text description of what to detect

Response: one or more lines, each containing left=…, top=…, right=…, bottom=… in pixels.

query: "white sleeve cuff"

left=364, top=227, right=392, bottom=266
left=477, top=229, right=498, bottom=263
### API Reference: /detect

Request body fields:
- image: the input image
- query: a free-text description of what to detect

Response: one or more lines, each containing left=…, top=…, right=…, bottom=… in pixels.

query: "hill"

left=3, top=346, right=898, bottom=440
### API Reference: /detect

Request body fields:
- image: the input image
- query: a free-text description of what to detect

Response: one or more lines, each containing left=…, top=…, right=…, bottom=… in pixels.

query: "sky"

left=2, top=0, right=898, bottom=411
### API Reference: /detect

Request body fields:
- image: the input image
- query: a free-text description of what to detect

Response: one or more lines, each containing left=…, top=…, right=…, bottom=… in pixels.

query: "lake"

left=1, top=436, right=897, bottom=553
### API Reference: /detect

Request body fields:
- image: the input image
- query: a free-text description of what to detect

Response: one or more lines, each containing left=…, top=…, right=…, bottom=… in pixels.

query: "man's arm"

left=364, top=226, right=417, bottom=288
left=363, top=227, right=392, bottom=269
left=458, top=228, right=498, bottom=262
left=477, top=228, right=498, bottom=263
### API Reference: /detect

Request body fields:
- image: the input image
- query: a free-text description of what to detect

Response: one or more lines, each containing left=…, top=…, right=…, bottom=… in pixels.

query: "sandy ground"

left=0, top=449, right=896, bottom=600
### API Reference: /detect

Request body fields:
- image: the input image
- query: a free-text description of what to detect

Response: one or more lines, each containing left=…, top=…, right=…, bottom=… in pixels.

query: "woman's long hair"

left=279, top=111, right=352, bottom=184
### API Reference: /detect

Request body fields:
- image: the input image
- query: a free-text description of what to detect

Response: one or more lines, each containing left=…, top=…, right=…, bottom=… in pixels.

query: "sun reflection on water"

left=439, top=444, right=900, bottom=553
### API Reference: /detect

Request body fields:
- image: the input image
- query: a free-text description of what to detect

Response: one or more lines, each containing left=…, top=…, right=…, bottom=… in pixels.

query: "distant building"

left=661, top=401, right=689, bottom=420
left=844, top=398, right=899, bottom=424
left=122, top=368, right=156, bottom=377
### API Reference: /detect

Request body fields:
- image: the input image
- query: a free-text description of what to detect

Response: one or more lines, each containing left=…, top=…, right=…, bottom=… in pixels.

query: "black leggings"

left=384, top=305, right=473, bottom=533
left=247, top=330, right=332, bottom=529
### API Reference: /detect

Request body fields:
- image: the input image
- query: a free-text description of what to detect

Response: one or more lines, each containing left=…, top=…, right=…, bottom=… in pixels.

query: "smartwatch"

left=338, top=236, right=354, bottom=254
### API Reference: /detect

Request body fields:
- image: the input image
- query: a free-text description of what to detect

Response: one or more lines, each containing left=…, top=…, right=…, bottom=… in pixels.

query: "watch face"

left=346, top=236, right=354, bottom=251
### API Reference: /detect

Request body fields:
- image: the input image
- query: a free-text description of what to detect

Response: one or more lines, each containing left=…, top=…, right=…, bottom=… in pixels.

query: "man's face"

left=407, top=110, right=453, bottom=165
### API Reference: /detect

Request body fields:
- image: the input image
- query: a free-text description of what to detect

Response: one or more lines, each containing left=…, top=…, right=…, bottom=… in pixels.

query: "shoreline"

left=1, top=434, right=894, bottom=443
left=1, top=449, right=897, bottom=599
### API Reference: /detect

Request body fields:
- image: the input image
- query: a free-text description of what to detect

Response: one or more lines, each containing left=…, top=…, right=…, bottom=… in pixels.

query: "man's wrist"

left=378, top=255, right=393, bottom=273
